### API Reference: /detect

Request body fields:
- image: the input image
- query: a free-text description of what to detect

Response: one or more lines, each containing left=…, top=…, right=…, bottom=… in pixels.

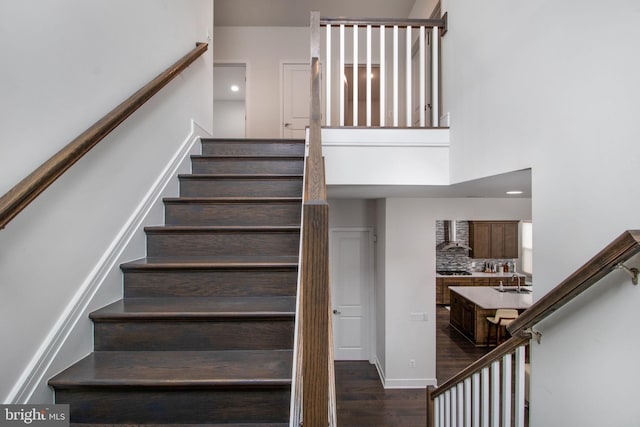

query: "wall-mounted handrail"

left=0, top=42, right=208, bottom=231
left=508, top=230, right=640, bottom=336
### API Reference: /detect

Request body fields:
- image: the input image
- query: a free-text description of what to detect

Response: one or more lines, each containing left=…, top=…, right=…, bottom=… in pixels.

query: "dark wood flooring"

left=335, top=306, right=490, bottom=427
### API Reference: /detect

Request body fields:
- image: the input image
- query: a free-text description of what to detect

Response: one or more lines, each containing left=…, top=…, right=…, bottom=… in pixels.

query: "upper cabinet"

left=468, top=221, right=519, bottom=259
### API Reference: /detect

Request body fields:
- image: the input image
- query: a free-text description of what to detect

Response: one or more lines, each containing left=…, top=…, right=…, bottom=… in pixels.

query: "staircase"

left=49, top=138, right=305, bottom=426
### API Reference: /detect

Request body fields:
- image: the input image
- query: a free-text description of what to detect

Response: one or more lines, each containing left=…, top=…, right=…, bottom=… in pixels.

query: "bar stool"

left=486, top=309, right=518, bottom=346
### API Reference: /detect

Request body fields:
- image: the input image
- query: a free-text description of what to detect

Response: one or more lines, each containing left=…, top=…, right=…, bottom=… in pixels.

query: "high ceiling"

left=214, top=0, right=419, bottom=27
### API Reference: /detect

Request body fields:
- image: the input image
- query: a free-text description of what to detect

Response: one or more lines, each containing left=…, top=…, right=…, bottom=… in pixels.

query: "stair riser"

left=123, top=269, right=298, bottom=298
left=180, top=178, right=303, bottom=198
left=94, top=320, right=294, bottom=351
left=165, top=203, right=301, bottom=226
left=192, top=158, right=304, bottom=175
left=56, top=388, right=290, bottom=424
left=202, top=141, right=304, bottom=156
left=146, top=231, right=300, bottom=257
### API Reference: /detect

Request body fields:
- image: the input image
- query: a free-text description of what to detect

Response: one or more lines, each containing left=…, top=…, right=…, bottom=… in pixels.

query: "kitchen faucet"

left=511, top=274, right=521, bottom=293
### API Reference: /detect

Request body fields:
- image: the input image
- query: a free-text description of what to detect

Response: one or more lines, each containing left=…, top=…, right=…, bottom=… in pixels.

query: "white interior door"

left=282, top=63, right=310, bottom=138
left=330, top=228, right=374, bottom=361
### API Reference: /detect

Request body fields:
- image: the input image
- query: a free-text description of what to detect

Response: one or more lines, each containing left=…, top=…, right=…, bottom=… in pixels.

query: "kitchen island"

left=449, top=286, right=532, bottom=346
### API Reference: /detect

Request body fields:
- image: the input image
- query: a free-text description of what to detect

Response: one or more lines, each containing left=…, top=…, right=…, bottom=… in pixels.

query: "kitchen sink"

left=494, top=288, right=532, bottom=294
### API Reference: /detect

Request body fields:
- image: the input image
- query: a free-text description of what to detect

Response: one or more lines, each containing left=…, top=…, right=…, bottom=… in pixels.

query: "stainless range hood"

left=437, top=220, right=471, bottom=251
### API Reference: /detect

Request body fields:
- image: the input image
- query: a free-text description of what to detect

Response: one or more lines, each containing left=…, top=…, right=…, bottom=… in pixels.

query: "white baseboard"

left=6, top=120, right=211, bottom=404
left=373, top=357, right=437, bottom=389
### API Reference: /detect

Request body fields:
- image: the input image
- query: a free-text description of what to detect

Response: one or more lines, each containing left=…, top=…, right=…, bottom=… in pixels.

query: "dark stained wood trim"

left=426, top=386, right=436, bottom=427
left=0, top=42, right=208, bottom=230
left=431, top=334, right=531, bottom=399
left=321, top=17, right=446, bottom=29
left=299, top=12, right=332, bottom=426
left=508, top=229, right=640, bottom=336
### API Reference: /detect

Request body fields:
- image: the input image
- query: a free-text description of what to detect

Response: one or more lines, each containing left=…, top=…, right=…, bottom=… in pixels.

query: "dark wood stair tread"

left=163, top=196, right=302, bottom=203
left=201, top=138, right=304, bottom=143
left=90, top=297, right=295, bottom=320
left=71, top=424, right=288, bottom=427
left=144, top=225, right=300, bottom=233
left=121, top=256, right=298, bottom=270
left=192, top=155, right=304, bottom=159
left=49, top=350, right=293, bottom=388
left=179, top=174, right=303, bottom=178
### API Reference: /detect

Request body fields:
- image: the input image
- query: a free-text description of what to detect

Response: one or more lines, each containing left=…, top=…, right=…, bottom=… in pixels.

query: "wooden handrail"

left=0, top=42, right=208, bottom=230
left=508, top=230, right=640, bottom=336
left=430, top=334, right=531, bottom=399
left=321, top=16, right=446, bottom=30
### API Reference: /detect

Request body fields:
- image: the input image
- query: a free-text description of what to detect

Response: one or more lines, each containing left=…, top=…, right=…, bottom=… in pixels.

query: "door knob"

left=333, top=309, right=341, bottom=315
left=284, top=123, right=292, bottom=127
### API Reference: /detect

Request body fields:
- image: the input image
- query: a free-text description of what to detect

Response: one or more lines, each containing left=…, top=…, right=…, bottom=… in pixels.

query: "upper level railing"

left=0, top=42, right=208, bottom=231
left=290, top=12, right=334, bottom=427
left=320, top=15, right=447, bottom=128
left=427, top=230, right=640, bottom=427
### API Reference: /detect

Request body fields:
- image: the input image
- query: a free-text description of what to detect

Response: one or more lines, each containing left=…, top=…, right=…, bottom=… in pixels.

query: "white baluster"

left=481, top=367, right=490, bottom=427
left=445, top=389, right=451, bottom=427
left=366, top=24, right=372, bottom=127
left=464, top=378, right=472, bottom=427
left=435, top=395, right=441, bottom=427
left=393, top=25, right=398, bottom=127
left=339, top=24, right=345, bottom=126
left=430, top=25, right=439, bottom=126
left=451, top=386, right=457, bottom=427
left=419, top=25, right=426, bottom=127
left=379, top=25, right=386, bottom=126
left=491, top=361, right=500, bottom=427
left=457, top=382, right=464, bottom=427
left=326, top=24, right=332, bottom=126
left=406, top=25, right=412, bottom=127
left=472, top=373, right=480, bottom=427
left=514, top=345, right=526, bottom=427
left=502, top=354, right=512, bottom=427
left=440, top=391, right=446, bottom=427
left=353, top=24, right=358, bottom=126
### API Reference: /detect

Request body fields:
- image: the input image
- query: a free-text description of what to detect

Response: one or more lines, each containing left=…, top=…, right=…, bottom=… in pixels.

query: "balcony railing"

left=320, top=15, right=447, bottom=128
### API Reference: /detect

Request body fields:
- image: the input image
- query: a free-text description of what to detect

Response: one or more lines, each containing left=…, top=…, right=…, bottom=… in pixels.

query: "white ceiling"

left=214, top=0, right=419, bottom=27
left=327, top=169, right=532, bottom=199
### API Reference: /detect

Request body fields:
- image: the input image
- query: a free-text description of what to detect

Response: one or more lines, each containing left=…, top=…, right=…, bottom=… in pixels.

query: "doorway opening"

left=343, top=65, right=381, bottom=126
left=213, top=63, right=246, bottom=138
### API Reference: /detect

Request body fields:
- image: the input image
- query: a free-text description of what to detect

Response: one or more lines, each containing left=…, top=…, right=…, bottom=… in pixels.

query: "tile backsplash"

left=435, top=220, right=518, bottom=272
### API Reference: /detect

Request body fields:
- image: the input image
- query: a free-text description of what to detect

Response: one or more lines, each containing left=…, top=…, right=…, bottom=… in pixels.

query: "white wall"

left=213, top=100, right=245, bottom=137
left=0, top=0, right=213, bottom=403
left=382, top=198, right=531, bottom=387
left=441, top=0, right=640, bottom=424
left=331, top=197, right=531, bottom=388
left=214, top=26, right=309, bottom=138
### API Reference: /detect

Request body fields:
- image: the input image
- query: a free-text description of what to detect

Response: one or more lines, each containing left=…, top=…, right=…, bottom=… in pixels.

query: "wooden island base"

left=448, top=286, right=532, bottom=347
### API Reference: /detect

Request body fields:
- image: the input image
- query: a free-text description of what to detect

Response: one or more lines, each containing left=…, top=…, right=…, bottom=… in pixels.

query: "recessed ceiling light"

left=230, top=85, right=239, bottom=92
left=506, top=190, right=523, bottom=195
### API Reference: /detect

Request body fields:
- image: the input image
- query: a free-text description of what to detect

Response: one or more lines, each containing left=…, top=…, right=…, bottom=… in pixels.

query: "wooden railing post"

left=426, top=385, right=436, bottom=427
left=301, top=200, right=329, bottom=427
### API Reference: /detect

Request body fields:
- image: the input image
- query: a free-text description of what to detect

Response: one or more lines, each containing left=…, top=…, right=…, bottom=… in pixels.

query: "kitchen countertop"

left=437, top=272, right=527, bottom=279
left=449, top=286, right=533, bottom=309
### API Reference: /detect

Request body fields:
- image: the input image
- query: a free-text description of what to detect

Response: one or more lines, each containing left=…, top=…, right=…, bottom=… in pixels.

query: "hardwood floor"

left=335, top=306, right=490, bottom=427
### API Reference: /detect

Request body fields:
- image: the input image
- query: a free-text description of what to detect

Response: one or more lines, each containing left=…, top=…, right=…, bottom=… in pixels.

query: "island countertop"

left=449, top=286, right=532, bottom=310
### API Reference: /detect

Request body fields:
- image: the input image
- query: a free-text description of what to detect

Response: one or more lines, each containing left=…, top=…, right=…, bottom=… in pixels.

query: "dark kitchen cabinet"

left=436, top=278, right=444, bottom=305
left=442, top=277, right=474, bottom=305
left=450, top=292, right=476, bottom=340
left=469, top=221, right=519, bottom=259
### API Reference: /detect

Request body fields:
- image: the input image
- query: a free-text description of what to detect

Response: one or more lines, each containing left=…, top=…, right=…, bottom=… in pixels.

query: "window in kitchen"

left=521, top=221, right=533, bottom=275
